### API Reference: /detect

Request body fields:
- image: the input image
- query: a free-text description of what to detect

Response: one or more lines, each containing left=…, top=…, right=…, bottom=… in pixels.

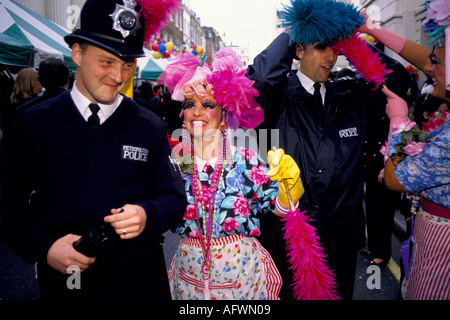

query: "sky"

left=186, top=0, right=291, bottom=61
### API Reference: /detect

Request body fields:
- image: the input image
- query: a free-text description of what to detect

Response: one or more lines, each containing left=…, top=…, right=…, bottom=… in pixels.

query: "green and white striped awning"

left=0, top=0, right=75, bottom=70
left=137, top=48, right=171, bottom=81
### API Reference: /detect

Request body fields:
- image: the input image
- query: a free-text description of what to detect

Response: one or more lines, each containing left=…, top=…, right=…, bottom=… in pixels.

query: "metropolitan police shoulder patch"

left=122, top=145, right=149, bottom=162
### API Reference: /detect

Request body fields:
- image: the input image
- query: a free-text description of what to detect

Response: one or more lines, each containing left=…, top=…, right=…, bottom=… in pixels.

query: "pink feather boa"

left=137, top=0, right=180, bottom=44
left=332, top=32, right=392, bottom=90
left=282, top=209, right=340, bottom=300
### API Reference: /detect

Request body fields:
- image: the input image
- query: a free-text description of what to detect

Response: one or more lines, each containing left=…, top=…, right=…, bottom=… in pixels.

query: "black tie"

left=87, top=103, right=100, bottom=126
left=313, top=82, right=323, bottom=107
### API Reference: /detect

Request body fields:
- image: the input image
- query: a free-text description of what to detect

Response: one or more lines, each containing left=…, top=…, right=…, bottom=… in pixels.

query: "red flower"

left=232, top=194, right=251, bottom=218
left=223, top=217, right=239, bottom=233
left=249, top=165, right=269, bottom=187
left=168, top=134, right=180, bottom=149
left=183, top=204, right=197, bottom=221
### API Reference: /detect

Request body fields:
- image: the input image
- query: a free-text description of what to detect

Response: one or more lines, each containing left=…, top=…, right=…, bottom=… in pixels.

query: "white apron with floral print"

left=168, top=234, right=282, bottom=300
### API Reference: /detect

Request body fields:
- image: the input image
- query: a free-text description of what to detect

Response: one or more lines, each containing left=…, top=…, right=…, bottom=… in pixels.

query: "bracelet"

left=276, top=197, right=298, bottom=215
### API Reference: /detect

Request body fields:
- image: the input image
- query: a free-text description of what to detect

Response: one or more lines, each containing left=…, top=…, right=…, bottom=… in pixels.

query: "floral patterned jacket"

left=175, top=148, right=279, bottom=238
left=395, top=121, right=450, bottom=208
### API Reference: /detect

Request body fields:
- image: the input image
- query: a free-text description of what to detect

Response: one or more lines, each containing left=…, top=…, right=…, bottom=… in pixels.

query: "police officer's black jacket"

left=247, top=33, right=410, bottom=299
left=247, top=32, right=410, bottom=242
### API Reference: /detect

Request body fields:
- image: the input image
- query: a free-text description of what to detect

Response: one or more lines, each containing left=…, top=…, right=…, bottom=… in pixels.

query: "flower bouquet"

left=381, top=110, right=450, bottom=164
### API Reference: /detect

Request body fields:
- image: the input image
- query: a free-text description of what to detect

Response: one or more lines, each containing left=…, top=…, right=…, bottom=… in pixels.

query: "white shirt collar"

left=70, top=81, right=123, bottom=124
left=195, top=155, right=217, bottom=173
left=195, top=145, right=236, bottom=172
left=296, top=70, right=326, bottom=103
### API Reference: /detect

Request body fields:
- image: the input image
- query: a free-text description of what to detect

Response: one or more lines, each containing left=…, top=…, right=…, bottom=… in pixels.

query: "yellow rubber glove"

left=267, top=148, right=304, bottom=208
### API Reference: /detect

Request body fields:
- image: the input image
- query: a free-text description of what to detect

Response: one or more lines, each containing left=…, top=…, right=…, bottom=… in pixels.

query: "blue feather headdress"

left=278, top=0, right=365, bottom=45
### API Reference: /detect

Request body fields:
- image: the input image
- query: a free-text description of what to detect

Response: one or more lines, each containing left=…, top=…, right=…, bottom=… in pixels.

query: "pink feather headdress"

left=206, top=48, right=263, bottom=130
left=137, top=0, right=180, bottom=44
left=157, top=48, right=264, bottom=130
left=332, top=31, right=392, bottom=90
left=157, top=53, right=208, bottom=101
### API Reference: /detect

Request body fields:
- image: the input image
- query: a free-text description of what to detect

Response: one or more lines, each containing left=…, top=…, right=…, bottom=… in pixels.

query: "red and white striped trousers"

left=404, top=210, right=450, bottom=300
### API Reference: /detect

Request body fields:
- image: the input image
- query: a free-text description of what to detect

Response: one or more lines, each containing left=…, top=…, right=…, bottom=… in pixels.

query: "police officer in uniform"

left=1, top=0, right=185, bottom=300
left=247, top=0, right=410, bottom=299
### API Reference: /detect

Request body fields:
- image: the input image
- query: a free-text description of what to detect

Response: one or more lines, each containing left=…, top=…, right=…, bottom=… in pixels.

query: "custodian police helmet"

left=65, top=0, right=146, bottom=59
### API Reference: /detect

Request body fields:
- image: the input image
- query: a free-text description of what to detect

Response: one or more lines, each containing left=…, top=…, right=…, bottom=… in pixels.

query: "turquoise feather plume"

left=278, top=0, right=365, bottom=45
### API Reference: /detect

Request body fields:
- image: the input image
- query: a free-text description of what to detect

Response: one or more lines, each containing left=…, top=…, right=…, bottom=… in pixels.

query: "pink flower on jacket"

left=249, top=164, right=269, bottom=186
left=232, top=194, right=251, bottom=218
left=189, top=228, right=200, bottom=239
left=379, top=141, right=389, bottom=164
left=223, top=217, right=239, bottom=233
left=391, top=120, right=417, bottom=136
left=238, top=148, right=256, bottom=161
left=403, top=141, right=426, bottom=157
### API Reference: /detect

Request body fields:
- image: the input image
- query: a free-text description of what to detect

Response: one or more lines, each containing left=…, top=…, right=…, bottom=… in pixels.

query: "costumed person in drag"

left=364, top=0, right=449, bottom=300
left=1, top=0, right=186, bottom=300
left=247, top=0, right=411, bottom=300
left=158, top=48, right=339, bottom=300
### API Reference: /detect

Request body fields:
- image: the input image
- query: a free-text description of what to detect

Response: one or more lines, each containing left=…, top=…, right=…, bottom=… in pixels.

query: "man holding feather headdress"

left=247, top=0, right=411, bottom=299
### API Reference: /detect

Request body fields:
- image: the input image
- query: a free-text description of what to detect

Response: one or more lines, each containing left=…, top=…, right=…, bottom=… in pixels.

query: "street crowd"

left=0, top=0, right=448, bottom=301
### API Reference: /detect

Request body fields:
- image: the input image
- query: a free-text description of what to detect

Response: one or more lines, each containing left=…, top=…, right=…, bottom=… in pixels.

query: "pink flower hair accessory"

left=211, top=47, right=242, bottom=72
left=421, top=0, right=449, bottom=91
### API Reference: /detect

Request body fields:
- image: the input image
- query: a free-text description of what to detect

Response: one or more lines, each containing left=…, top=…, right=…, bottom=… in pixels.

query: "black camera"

left=73, top=224, right=116, bottom=257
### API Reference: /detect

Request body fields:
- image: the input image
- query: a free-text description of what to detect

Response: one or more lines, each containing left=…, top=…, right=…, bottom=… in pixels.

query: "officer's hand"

left=104, top=204, right=147, bottom=239
left=47, top=234, right=96, bottom=274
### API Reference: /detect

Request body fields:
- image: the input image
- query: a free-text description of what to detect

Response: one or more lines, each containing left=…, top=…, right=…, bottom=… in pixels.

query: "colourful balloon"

left=361, top=33, right=376, bottom=43
left=151, top=43, right=158, bottom=51
left=196, top=46, right=203, bottom=54
left=163, top=51, right=171, bottom=58
left=191, top=49, right=197, bottom=56
left=153, top=51, right=162, bottom=59
left=158, top=44, right=166, bottom=54
left=166, top=41, right=174, bottom=51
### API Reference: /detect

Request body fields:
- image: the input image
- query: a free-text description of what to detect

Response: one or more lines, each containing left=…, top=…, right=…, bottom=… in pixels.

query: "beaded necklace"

left=190, top=134, right=227, bottom=298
